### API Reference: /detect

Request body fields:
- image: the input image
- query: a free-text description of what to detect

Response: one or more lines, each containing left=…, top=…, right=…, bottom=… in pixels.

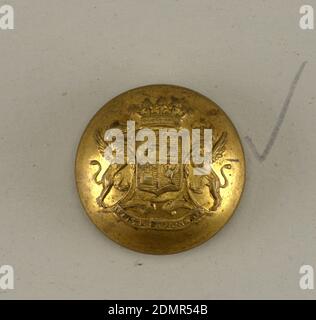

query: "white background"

left=0, top=0, right=315, bottom=299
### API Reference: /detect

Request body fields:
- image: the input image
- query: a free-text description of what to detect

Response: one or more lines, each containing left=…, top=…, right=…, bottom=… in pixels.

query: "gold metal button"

left=75, top=85, right=245, bottom=254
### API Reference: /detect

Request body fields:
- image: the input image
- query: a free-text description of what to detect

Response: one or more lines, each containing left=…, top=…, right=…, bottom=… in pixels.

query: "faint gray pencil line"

left=245, top=61, right=307, bottom=162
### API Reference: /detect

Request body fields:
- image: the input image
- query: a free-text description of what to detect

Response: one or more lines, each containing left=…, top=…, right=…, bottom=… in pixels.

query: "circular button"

left=75, top=85, right=245, bottom=254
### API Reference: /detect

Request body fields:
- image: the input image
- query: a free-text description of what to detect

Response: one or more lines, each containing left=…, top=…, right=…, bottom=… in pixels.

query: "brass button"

left=75, top=85, right=245, bottom=254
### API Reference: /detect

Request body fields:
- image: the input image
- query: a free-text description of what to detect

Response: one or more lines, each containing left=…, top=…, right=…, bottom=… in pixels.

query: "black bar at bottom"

left=0, top=300, right=314, bottom=319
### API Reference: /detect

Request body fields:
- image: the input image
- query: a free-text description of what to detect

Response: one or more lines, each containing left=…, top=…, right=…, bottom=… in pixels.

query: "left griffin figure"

left=90, top=129, right=130, bottom=208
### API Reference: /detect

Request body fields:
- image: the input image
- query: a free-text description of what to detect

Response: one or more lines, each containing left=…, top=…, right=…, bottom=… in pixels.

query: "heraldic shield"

left=137, top=163, right=183, bottom=196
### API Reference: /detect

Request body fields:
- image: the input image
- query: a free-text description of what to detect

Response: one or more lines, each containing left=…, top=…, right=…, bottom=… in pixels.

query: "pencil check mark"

left=245, top=61, right=307, bottom=162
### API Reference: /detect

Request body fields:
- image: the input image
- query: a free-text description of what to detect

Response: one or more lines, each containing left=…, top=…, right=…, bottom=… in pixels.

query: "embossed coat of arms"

left=90, top=96, right=231, bottom=231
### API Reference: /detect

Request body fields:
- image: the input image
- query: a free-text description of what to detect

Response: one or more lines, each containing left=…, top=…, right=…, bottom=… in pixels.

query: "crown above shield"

left=131, top=96, right=191, bottom=127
